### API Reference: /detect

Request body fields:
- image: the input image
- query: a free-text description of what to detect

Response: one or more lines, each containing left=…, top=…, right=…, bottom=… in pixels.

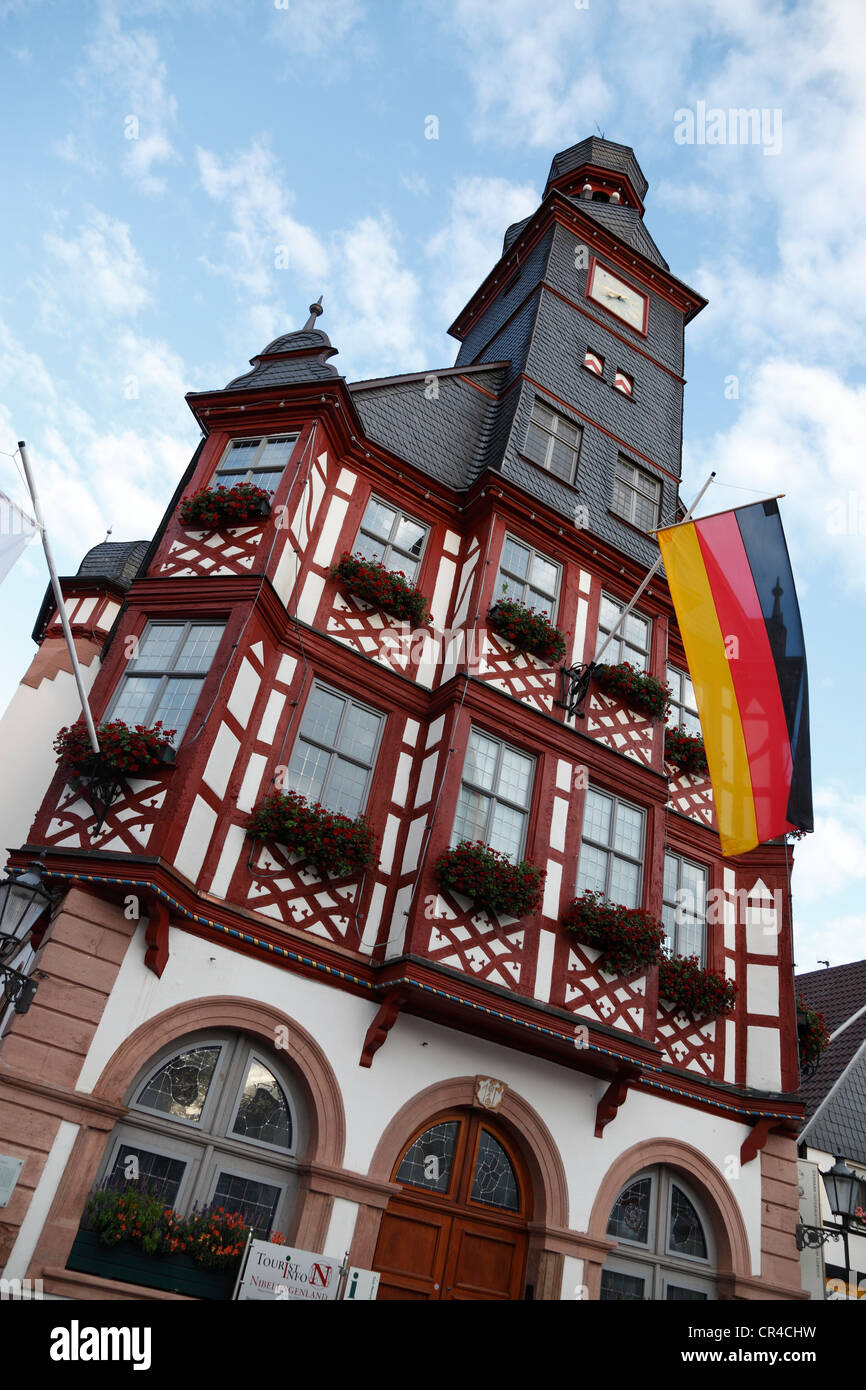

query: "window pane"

left=219, top=441, right=259, bottom=474
left=607, top=1177, right=651, bottom=1243
left=502, top=537, right=529, bottom=579
left=614, top=803, right=643, bottom=858
left=529, top=554, right=558, bottom=597
left=232, top=1059, right=292, bottom=1149
left=212, top=1172, right=281, bottom=1238
left=576, top=844, right=608, bottom=896
left=324, top=759, right=367, bottom=818
left=287, top=740, right=329, bottom=803
left=489, top=801, right=524, bottom=861
left=302, top=687, right=345, bottom=748
left=609, top=857, right=639, bottom=907
left=464, top=732, right=499, bottom=791
left=156, top=679, right=205, bottom=741
left=354, top=532, right=387, bottom=564
left=523, top=421, right=550, bottom=468
left=600, top=1269, right=646, bottom=1301
left=394, top=517, right=426, bottom=559
left=668, top=1185, right=708, bottom=1259
left=497, top=747, right=533, bottom=807
left=471, top=1131, right=520, bottom=1211
left=599, top=596, right=622, bottom=632
left=175, top=625, right=225, bottom=674
left=583, top=789, right=612, bottom=845
left=111, top=677, right=160, bottom=727
left=105, top=1145, right=186, bottom=1207
left=396, top=1121, right=460, bottom=1193
left=452, top=786, right=490, bottom=845
left=136, top=1046, right=221, bottom=1122
left=663, top=853, right=679, bottom=902
left=362, top=498, right=397, bottom=540
left=548, top=438, right=575, bottom=481
left=256, top=438, right=295, bottom=470
left=623, top=612, right=649, bottom=649
left=131, top=625, right=184, bottom=669
left=666, top=1284, right=709, bottom=1301
left=527, top=588, right=554, bottom=618
left=341, top=704, right=380, bottom=764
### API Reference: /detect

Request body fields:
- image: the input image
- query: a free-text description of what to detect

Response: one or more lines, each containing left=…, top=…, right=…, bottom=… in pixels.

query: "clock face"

left=587, top=262, right=648, bottom=333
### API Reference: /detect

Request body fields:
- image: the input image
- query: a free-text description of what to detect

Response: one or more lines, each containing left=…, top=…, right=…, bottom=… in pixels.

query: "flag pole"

left=593, top=471, right=716, bottom=667
left=18, top=441, right=100, bottom=756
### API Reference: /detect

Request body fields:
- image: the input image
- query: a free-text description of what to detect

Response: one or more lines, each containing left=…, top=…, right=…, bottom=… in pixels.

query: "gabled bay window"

left=353, top=497, right=428, bottom=580
left=451, top=729, right=534, bottom=862
left=107, top=621, right=226, bottom=745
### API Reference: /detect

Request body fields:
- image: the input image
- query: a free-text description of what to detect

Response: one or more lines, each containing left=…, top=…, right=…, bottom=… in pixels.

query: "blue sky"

left=0, top=0, right=864, bottom=969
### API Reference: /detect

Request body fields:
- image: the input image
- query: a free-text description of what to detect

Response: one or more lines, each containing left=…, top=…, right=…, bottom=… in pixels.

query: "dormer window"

left=212, top=434, right=299, bottom=497
left=523, top=399, right=582, bottom=486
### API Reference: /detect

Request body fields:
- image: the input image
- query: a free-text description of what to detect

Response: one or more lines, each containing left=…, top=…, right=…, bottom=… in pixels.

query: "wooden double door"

left=373, top=1112, right=530, bottom=1300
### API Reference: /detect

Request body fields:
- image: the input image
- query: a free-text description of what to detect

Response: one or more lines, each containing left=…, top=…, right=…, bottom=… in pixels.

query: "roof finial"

left=304, top=296, right=324, bottom=331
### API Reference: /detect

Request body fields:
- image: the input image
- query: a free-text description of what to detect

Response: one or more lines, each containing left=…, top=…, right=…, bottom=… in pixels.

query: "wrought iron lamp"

left=796, top=1155, right=863, bottom=1283
left=0, top=861, right=57, bottom=1015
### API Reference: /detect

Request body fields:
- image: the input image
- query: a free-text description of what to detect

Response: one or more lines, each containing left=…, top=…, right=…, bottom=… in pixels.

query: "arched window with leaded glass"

left=600, top=1166, right=717, bottom=1300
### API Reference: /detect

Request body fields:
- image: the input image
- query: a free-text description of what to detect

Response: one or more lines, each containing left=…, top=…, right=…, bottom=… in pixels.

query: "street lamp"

left=796, top=1155, right=864, bottom=1292
left=0, top=861, right=56, bottom=1015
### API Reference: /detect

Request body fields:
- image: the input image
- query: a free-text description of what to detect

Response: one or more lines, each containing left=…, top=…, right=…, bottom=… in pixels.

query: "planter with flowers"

left=53, top=719, right=176, bottom=833
left=66, top=1185, right=277, bottom=1299
left=248, top=790, right=378, bottom=878
left=179, top=482, right=272, bottom=529
left=658, top=953, right=738, bottom=1019
left=487, top=598, right=567, bottom=665
left=434, top=839, right=544, bottom=919
left=331, top=551, right=429, bottom=626
left=593, top=663, right=671, bottom=721
left=796, top=998, right=830, bottom=1076
left=664, top=726, right=709, bottom=777
left=562, top=890, right=666, bottom=977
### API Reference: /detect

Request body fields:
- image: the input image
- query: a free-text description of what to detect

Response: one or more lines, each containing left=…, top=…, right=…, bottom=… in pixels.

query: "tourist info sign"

left=237, top=1240, right=341, bottom=1301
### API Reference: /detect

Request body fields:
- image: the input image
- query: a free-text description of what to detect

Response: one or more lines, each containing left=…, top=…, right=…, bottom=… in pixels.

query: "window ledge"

left=42, top=1266, right=196, bottom=1300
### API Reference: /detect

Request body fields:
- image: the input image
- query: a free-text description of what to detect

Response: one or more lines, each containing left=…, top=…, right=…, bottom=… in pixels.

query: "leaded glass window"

left=354, top=498, right=428, bottom=580
left=606, top=1177, right=651, bottom=1244
left=662, top=853, right=708, bottom=964
left=666, top=665, right=701, bottom=737
left=451, top=729, right=534, bottom=862
left=136, top=1045, right=221, bottom=1122
left=211, top=1172, right=282, bottom=1238
left=523, top=399, right=582, bottom=485
left=396, top=1121, right=460, bottom=1194
left=600, top=1268, right=646, bottom=1301
left=470, top=1131, right=520, bottom=1212
left=595, top=592, right=651, bottom=671
left=612, top=456, right=661, bottom=531
left=212, top=434, right=299, bottom=495
left=601, top=1168, right=716, bottom=1302
left=288, top=683, right=384, bottom=818
left=494, top=536, right=560, bottom=620
left=577, top=788, right=645, bottom=910
left=668, top=1185, right=708, bottom=1259
left=231, top=1058, right=292, bottom=1149
left=107, top=621, right=226, bottom=745
left=105, top=1145, right=187, bottom=1207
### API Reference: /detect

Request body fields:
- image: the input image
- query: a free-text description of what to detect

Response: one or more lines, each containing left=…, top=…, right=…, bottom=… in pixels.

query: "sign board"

left=343, top=1267, right=380, bottom=1301
left=796, top=1159, right=825, bottom=1299
left=237, top=1240, right=340, bottom=1301
left=0, top=1155, right=24, bottom=1208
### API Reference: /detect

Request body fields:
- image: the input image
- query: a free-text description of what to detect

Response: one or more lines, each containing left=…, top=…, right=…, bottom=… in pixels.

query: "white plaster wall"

left=0, top=655, right=100, bottom=866
left=71, top=927, right=765, bottom=1282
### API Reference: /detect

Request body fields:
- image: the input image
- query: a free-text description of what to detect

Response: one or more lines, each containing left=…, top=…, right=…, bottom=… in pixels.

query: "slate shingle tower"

left=0, top=137, right=807, bottom=1303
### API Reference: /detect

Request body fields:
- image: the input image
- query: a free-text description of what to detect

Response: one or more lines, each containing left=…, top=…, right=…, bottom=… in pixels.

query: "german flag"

left=657, top=499, right=812, bottom=857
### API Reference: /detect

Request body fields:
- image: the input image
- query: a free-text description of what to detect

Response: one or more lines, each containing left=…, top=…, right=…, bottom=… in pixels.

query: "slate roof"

left=797, top=959, right=866, bottom=1162
left=544, top=136, right=649, bottom=201
left=225, top=329, right=339, bottom=390
left=32, top=539, right=149, bottom=642
left=349, top=363, right=508, bottom=490
left=564, top=196, right=669, bottom=271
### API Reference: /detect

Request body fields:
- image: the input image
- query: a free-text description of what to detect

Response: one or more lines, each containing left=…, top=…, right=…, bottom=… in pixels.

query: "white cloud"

left=426, top=175, right=539, bottom=323
left=400, top=172, right=431, bottom=197
left=333, top=214, right=424, bottom=373
left=270, top=0, right=368, bottom=60
left=52, top=132, right=105, bottom=176
left=38, top=211, right=152, bottom=327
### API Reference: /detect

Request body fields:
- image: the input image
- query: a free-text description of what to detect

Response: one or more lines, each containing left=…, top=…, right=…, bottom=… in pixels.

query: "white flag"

left=0, top=491, right=38, bottom=584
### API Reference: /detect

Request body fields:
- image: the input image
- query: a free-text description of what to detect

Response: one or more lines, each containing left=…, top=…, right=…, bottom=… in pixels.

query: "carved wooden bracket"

left=144, top=900, right=170, bottom=979
left=594, top=1068, right=639, bottom=1138
left=740, top=1117, right=774, bottom=1166
left=360, top=987, right=409, bottom=1069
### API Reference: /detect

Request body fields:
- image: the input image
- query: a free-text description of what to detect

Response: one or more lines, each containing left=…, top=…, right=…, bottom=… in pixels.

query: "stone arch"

left=586, top=1137, right=753, bottom=1299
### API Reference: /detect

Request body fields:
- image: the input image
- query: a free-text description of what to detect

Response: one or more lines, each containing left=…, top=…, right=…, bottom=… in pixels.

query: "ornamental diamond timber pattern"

left=665, top=765, right=716, bottom=829
left=158, top=525, right=266, bottom=577
left=324, top=593, right=429, bottom=679
left=554, top=941, right=646, bottom=1034
left=42, top=777, right=169, bottom=853
left=585, top=690, right=655, bottom=767
left=655, top=997, right=722, bottom=1077
left=476, top=631, right=558, bottom=714
left=245, top=842, right=363, bottom=947
left=426, top=890, right=526, bottom=989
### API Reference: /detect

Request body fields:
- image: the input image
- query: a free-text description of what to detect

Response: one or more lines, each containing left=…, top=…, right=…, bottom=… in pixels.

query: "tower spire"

left=303, top=296, right=324, bottom=331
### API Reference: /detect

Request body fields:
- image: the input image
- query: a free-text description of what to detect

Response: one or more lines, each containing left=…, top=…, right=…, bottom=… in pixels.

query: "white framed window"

left=612, top=456, right=661, bottom=531
left=494, top=536, right=560, bottom=620
left=288, top=682, right=385, bottom=818
left=601, top=1167, right=716, bottom=1301
left=595, top=593, right=651, bottom=672
left=666, top=665, right=700, bottom=736
left=523, top=399, right=582, bottom=485
left=212, top=434, right=299, bottom=495
left=452, top=729, right=535, bottom=862
left=576, top=787, right=645, bottom=909
left=354, top=497, right=428, bottom=580
left=662, top=852, right=708, bottom=963
left=107, top=621, right=226, bottom=744
left=91, top=1033, right=306, bottom=1240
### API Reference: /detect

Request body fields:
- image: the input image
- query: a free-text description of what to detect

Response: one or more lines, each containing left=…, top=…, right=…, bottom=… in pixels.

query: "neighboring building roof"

left=349, top=363, right=508, bottom=490
left=32, top=538, right=149, bottom=643
left=797, top=959, right=866, bottom=1162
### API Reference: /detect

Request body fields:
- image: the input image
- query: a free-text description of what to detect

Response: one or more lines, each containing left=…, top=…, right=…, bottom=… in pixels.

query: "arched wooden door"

left=373, top=1112, right=531, bottom=1300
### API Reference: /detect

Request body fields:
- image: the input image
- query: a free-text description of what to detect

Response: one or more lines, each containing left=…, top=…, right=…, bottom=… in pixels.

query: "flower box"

left=562, top=891, right=666, bottom=976
left=330, top=551, right=429, bottom=626
left=664, top=726, right=709, bottom=777
left=248, top=790, right=378, bottom=878
left=65, top=1228, right=237, bottom=1300
left=658, top=953, right=738, bottom=1018
left=54, top=720, right=177, bottom=781
left=435, top=840, right=544, bottom=918
left=796, top=998, right=829, bottom=1071
left=179, top=483, right=272, bottom=529
left=487, top=600, right=566, bottom=665
left=593, top=663, right=671, bottom=721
